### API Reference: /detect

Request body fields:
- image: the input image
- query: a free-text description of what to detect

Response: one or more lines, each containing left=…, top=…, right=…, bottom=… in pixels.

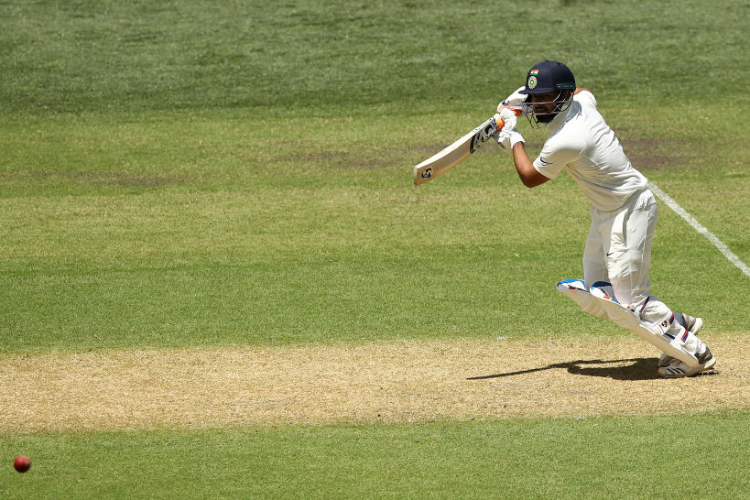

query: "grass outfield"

left=2, top=0, right=750, bottom=498
left=1, top=110, right=748, bottom=351
left=3, top=415, right=750, bottom=500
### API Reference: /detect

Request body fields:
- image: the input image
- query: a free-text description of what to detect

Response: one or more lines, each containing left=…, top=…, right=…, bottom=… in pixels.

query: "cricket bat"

left=413, top=109, right=521, bottom=185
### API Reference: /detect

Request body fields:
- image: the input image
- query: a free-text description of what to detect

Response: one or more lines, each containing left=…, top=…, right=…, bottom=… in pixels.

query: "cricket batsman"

left=495, top=60, right=716, bottom=378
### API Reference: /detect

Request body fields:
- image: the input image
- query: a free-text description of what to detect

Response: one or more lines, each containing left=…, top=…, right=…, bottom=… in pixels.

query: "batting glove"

left=497, top=86, right=527, bottom=113
left=496, top=108, right=524, bottom=152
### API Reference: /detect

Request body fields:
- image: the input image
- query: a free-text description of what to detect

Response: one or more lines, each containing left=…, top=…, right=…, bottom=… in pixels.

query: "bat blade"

left=413, top=114, right=503, bottom=185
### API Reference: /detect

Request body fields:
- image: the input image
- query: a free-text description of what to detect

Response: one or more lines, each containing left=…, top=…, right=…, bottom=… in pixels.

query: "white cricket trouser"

left=582, top=188, right=694, bottom=346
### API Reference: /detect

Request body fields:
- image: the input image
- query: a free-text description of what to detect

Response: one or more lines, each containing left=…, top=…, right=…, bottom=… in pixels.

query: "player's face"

left=522, top=90, right=574, bottom=128
left=530, top=92, right=558, bottom=115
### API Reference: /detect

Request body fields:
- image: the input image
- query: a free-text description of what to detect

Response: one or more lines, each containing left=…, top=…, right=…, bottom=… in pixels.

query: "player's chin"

left=535, top=113, right=556, bottom=123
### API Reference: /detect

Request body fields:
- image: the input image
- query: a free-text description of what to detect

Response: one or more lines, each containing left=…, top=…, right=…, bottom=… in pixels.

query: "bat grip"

left=494, top=108, right=522, bottom=131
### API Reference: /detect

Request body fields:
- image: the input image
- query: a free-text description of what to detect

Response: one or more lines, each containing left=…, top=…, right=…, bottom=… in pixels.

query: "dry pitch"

left=2, top=335, right=747, bottom=432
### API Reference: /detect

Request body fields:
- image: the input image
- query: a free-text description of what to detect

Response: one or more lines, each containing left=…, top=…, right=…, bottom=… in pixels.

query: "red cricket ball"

left=14, top=455, right=31, bottom=473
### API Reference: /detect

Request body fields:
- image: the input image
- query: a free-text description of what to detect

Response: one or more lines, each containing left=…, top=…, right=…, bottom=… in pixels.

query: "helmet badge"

left=527, top=69, right=539, bottom=89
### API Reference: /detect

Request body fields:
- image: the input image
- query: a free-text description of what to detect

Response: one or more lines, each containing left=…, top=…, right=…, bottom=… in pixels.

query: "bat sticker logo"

left=470, top=135, right=480, bottom=154
left=420, top=167, right=433, bottom=179
left=470, top=119, right=499, bottom=154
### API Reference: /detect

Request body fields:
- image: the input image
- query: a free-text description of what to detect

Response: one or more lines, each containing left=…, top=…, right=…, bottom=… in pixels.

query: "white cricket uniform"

left=533, top=91, right=691, bottom=344
left=532, top=91, right=647, bottom=212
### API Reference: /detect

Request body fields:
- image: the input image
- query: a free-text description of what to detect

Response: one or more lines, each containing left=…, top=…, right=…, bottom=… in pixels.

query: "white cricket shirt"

left=533, top=91, right=648, bottom=212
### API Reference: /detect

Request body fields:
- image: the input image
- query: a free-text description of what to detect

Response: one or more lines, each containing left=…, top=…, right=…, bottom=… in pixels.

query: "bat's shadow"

left=467, top=357, right=665, bottom=381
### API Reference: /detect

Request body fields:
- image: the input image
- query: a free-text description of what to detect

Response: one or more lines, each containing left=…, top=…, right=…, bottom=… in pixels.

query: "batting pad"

left=556, top=279, right=699, bottom=368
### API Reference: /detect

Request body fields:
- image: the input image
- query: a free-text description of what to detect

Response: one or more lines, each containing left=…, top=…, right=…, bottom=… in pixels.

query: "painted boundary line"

left=648, top=181, right=750, bottom=278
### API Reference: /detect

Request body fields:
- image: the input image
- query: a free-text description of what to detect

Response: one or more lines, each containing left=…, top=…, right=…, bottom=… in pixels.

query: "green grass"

left=2, top=0, right=749, bottom=116
left=3, top=414, right=750, bottom=500
left=2, top=0, right=750, bottom=498
left=1, top=108, right=748, bottom=351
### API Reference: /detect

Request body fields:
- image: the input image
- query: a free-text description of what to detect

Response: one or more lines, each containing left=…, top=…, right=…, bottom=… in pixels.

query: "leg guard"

left=557, top=279, right=699, bottom=368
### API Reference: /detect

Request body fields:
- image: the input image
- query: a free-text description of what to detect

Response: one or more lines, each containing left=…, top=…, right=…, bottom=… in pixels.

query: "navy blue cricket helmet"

left=519, top=61, right=577, bottom=126
left=519, top=60, right=576, bottom=95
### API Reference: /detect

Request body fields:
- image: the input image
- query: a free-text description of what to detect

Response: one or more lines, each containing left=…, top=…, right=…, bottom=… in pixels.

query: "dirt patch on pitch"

left=619, top=138, right=684, bottom=170
left=1, top=335, right=747, bottom=432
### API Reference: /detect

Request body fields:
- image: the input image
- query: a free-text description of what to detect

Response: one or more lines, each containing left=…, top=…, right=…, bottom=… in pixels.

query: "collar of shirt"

left=547, top=100, right=578, bottom=133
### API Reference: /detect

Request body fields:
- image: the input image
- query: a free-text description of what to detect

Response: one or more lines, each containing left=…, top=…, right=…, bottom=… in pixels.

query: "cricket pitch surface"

left=2, top=335, right=747, bottom=432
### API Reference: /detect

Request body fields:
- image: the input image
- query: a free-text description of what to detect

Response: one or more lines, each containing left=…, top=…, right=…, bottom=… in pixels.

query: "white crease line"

left=648, top=181, right=750, bottom=278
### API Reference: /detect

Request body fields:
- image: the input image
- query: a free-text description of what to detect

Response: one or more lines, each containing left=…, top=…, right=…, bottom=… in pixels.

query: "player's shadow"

left=467, top=357, right=660, bottom=381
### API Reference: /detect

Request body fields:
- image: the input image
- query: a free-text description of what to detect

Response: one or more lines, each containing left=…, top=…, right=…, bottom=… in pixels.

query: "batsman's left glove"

left=496, top=108, right=524, bottom=152
left=497, top=86, right=527, bottom=112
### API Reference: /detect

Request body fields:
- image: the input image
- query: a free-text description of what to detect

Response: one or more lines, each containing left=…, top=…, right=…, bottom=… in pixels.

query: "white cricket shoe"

left=658, top=345, right=716, bottom=378
left=658, top=314, right=704, bottom=368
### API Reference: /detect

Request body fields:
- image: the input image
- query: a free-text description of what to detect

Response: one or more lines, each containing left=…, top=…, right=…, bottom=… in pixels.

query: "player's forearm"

left=511, top=143, right=546, bottom=188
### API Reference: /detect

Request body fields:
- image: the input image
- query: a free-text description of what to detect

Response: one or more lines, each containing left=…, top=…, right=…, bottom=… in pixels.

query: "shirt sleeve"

left=533, top=139, right=582, bottom=179
left=575, top=90, right=597, bottom=109
left=532, top=94, right=591, bottom=179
